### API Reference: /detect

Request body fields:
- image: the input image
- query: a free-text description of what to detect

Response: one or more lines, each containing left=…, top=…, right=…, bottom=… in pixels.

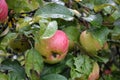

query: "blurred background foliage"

left=0, top=0, right=120, bottom=80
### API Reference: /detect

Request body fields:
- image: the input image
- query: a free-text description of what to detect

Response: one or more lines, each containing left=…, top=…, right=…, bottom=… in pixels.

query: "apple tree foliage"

left=0, top=0, right=120, bottom=80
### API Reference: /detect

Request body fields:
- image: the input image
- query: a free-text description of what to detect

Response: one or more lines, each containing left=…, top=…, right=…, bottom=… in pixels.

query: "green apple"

left=80, top=30, right=103, bottom=56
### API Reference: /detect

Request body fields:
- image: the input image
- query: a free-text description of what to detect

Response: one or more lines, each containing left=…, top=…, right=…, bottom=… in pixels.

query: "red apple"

left=0, top=0, right=8, bottom=23
left=35, top=30, right=69, bottom=64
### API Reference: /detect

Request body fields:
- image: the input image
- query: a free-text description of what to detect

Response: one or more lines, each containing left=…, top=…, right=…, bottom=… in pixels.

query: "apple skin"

left=80, top=30, right=103, bottom=56
left=35, top=30, right=69, bottom=64
left=0, top=0, right=8, bottom=23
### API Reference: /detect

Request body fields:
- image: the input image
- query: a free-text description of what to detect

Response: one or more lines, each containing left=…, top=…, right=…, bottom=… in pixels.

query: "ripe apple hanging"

left=35, top=30, right=69, bottom=64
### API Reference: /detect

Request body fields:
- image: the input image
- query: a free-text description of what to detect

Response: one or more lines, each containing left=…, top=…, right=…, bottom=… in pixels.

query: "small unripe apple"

left=35, top=30, right=69, bottom=64
left=0, top=0, right=8, bottom=23
left=63, top=26, right=80, bottom=50
left=80, top=30, right=103, bottom=56
left=88, top=62, right=100, bottom=80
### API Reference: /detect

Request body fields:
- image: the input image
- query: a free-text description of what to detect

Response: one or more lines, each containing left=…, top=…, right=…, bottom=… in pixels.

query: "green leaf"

left=38, top=19, right=48, bottom=37
left=41, top=62, right=66, bottom=76
left=93, top=55, right=109, bottom=63
left=30, top=70, right=40, bottom=80
left=73, top=55, right=92, bottom=75
left=42, top=74, right=67, bottom=80
left=80, top=0, right=95, bottom=9
left=35, top=3, right=74, bottom=21
left=66, top=58, right=74, bottom=69
left=0, top=72, right=8, bottom=80
left=63, top=26, right=80, bottom=43
left=27, top=0, right=40, bottom=9
left=114, top=0, right=120, bottom=4
left=91, top=27, right=110, bottom=45
left=0, top=59, right=26, bottom=80
left=67, top=54, right=93, bottom=79
left=103, top=0, right=117, bottom=14
left=16, top=16, right=41, bottom=32
left=112, top=19, right=120, bottom=40
left=94, top=3, right=117, bottom=12
left=0, top=32, right=17, bottom=51
left=83, top=14, right=103, bottom=26
left=111, top=10, right=120, bottom=22
left=94, top=0, right=108, bottom=5
left=40, top=21, right=58, bottom=39
left=36, top=0, right=44, bottom=6
left=6, top=0, right=39, bottom=13
left=0, top=27, right=9, bottom=37
left=25, top=48, right=44, bottom=78
left=16, top=17, right=33, bottom=31
left=113, top=19, right=120, bottom=34
left=70, top=69, right=82, bottom=79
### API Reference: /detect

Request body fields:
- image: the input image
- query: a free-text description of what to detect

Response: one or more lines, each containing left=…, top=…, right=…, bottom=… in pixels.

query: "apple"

left=88, top=62, right=100, bottom=80
left=0, top=0, right=8, bottom=23
left=35, top=30, right=69, bottom=64
left=63, top=26, right=80, bottom=50
left=79, top=30, right=107, bottom=56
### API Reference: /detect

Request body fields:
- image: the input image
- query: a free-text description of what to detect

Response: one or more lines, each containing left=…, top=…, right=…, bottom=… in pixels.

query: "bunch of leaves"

left=66, top=54, right=94, bottom=80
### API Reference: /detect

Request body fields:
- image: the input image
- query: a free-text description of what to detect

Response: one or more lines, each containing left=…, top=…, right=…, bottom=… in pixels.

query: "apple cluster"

left=0, top=0, right=8, bottom=23
left=35, top=27, right=108, bottom=64
left=8, top=27, right=108, bottom=65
